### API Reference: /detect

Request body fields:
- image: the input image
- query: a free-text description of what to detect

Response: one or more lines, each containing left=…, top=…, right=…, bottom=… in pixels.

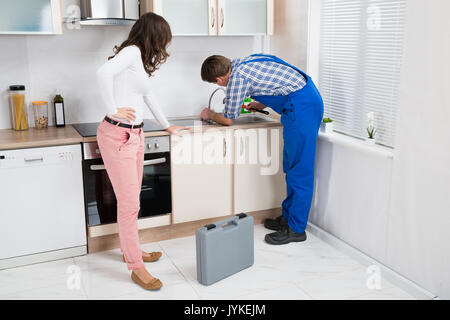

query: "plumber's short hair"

left=201, top=55, right=231, bottom=83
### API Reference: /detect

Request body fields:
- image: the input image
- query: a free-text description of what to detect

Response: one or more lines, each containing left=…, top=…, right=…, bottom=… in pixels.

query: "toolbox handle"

left=218, top=217, right=239, bottom=229
left=205, top=213, right=248, bottom=231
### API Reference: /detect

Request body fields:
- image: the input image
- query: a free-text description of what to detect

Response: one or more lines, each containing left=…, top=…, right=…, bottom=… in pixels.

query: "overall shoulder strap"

left=240, top=55, right=308, bottom=79
left=239, top=58, right=273, bottom=65
left=249, top=53, right=278, bottom=59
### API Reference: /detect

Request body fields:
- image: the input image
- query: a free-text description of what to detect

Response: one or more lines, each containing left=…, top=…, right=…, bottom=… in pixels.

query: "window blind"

left=318, top=0, right=406, bottom=147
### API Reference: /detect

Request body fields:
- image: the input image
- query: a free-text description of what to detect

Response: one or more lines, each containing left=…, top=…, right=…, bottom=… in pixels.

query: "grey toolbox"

left=196, top=213, right=254, bottom=286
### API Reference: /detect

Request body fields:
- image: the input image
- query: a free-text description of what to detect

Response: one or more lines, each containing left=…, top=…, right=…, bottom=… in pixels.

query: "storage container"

left=32, top=101, right=49, bottom=129
left=8, top=85, right=29, bottom=131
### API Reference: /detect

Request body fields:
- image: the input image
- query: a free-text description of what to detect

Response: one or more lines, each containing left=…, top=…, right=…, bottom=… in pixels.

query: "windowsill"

left=318, top=131, right=394, bottom=159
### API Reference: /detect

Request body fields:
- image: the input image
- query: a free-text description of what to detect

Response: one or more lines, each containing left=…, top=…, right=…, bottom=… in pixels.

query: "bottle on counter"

left=8, top=85, right=29, bottom=131
left=53, top=89, right=66, bottom=127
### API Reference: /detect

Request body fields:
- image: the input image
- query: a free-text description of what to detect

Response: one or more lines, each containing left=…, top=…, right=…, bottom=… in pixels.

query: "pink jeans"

left=96, top=120, right=145, bottom=270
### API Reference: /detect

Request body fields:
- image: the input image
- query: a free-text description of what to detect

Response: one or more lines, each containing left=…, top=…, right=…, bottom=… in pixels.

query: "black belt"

left=104, top=116, right=143, bottom=129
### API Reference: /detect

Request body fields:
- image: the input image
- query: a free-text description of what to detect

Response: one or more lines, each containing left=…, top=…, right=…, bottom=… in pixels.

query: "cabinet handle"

left=220, top=8, right=224, bottom=28
left=211, top=7, right=215, bottom=28
left=223, top=138, right=227, bottom=157
left=240, top=136, right=244, bottom=156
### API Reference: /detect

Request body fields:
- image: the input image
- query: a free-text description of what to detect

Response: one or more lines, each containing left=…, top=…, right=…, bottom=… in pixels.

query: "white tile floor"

left=0, top=224, right=416, bottom=300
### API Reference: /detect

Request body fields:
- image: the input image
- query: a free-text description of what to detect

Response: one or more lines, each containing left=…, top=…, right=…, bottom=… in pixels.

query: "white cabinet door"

left=171, top=131, right=233, bottom=224
left=233, top=126, right=285, bottom=213
left=0, top=0, right=63, bottom=34
left=152, top=0, right=215, bottom=35
left=147, top=0, right=273, bottom=36
left=218, top=0, right=273, bottom=35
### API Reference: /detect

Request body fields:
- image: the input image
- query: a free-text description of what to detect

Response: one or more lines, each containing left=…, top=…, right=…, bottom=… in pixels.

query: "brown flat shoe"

left=131, top=272, right=163, bottom=291
left=122, top=251, right=162, bottom=263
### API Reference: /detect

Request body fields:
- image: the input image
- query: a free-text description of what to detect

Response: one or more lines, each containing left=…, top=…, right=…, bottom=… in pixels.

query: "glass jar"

left=32, top=101, right=49, bottom=129
left=9, top=85, right=29, bottom=131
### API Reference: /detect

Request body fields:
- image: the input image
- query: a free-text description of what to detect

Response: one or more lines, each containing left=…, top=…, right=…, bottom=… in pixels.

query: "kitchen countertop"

left=0, top=125, right=84, bottom=151
left=83, top=115, right=282, bottom=143
left=0, top=115, right=282, bottom=150
left=81, top=129, right=170, bottom=143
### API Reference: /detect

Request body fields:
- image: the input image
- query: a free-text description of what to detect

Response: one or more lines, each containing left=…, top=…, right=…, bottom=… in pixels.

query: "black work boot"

left=263, top=215, right=287, bottom=231
left=265, top=224, right=307, bottom=245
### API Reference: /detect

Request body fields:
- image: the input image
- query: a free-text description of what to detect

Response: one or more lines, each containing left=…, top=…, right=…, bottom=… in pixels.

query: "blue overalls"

left=239, top=54, right=324, bottom=234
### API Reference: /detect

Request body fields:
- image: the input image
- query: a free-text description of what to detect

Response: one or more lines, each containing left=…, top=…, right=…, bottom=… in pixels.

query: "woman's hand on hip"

left=112, top=107, right=136, bottom=122
left=166, top=125, right=190, bottom=136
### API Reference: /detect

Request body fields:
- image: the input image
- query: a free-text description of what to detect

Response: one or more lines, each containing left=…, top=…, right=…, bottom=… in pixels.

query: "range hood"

left=80, top=0, right=139, bottom=26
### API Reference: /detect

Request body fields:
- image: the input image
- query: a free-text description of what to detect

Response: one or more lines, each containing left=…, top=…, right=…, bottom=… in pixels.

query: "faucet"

left=208, top=87, right=226, bottom=110
left=202, top=87, right=226, bottom=124
left=208, top=87, right=269, bottom=116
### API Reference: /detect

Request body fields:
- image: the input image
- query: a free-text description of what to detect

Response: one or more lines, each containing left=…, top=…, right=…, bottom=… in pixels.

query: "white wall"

left=271, top=0, right=309, bottom=70
left=0, top=1, right=264, bottom=129
left=309, top=0, right=450, bottom=299
left=385, top=0, right=450, bottom=299
left=310, top=134, right=394, bottom=264
left=0, top=0, right=309, bottom=130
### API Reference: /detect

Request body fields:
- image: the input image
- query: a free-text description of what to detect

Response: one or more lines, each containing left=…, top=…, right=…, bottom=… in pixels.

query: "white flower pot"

left=365, top=138, right=376, bottom=145
left=320, top=122, right=334, bottom=134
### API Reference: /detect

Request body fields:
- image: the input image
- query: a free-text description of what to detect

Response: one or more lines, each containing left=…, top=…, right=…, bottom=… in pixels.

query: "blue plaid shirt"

left=223, top=55, right=307, bottom=119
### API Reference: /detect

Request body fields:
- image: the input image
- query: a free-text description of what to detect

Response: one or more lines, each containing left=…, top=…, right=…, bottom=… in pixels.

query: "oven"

left=82, top=136, right=171, bottom=226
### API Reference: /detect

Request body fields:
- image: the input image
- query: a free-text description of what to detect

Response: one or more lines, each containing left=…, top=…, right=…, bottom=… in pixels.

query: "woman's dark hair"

left=108, top=12, right=172, bottom=77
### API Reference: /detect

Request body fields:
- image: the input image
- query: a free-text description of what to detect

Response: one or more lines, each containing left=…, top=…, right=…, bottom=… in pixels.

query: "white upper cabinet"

left=0, top=0, right=63, bottom=35
left=217, top=0, right=272, bottom=36
left=145, top=0, right=273, bottom=36
left=150, top=0, right=212, bottom=35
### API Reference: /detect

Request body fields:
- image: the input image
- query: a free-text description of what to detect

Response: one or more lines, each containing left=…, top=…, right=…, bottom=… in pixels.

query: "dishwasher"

left=0, top=144, right=87, bottom=270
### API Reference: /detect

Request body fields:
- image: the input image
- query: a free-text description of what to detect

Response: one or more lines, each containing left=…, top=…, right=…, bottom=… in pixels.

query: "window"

left=318, top=0, right=406, bottom=147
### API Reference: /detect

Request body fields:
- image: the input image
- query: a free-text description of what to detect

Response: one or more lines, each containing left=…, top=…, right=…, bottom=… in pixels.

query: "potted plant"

left=320, top=117, right=334, bottom=134
left=365, top=112, right=376, bottom=145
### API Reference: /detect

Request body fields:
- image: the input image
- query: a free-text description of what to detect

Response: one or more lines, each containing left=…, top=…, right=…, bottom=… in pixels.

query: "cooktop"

left=72, top=119, right=164, bottom=137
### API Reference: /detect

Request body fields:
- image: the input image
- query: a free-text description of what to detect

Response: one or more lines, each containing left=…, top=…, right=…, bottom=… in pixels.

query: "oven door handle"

left=143, top=157, right=166, bottom=166
left=89, top=157, right=167, bottom=171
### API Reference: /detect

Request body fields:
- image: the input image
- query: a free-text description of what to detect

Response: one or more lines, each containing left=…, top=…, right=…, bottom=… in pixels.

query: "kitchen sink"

left=168, top=118, right=215, bottom=127
left=168, top=115, right=276, bottom=127
left=232, top=115, right=277, bottom=125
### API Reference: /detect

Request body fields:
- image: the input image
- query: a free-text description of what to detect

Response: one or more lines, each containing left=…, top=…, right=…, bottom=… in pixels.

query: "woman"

left=96, top=12, right=187, bottom=290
